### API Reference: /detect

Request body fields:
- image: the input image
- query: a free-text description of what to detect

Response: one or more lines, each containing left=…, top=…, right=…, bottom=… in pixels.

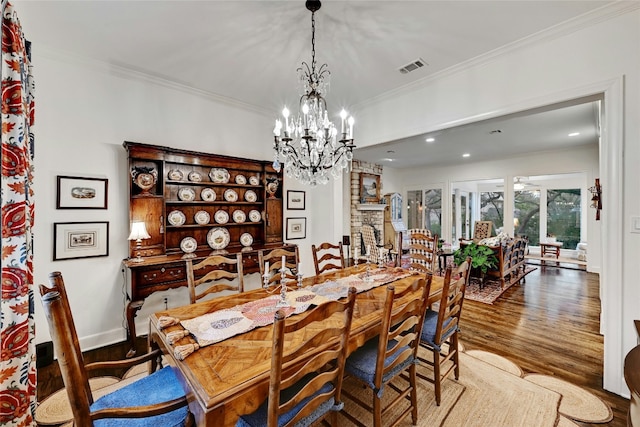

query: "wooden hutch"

left=122, top=141, right=286, bottom=356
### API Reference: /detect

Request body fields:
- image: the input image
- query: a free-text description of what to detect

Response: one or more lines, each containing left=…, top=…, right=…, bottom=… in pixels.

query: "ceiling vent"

left=398, top=58, right=427, bottom=74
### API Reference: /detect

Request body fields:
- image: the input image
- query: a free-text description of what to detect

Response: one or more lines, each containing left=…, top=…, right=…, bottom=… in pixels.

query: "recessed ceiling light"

left=425, top=137, right=435, bottom=143
left=568, top=132, right=580, bottom=137
left=382, top=158, right=394, bottom=162
left=462, top=153, right=470, bottom=158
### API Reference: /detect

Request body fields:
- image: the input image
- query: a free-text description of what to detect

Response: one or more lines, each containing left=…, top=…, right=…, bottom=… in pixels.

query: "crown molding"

left=34, top=45, right=272, bottom=118
left=355, top=1, right=639, bottom=111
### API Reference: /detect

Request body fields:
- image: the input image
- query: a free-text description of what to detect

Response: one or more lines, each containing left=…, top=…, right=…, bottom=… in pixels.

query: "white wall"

left=355, top=5, right=640, bottom=396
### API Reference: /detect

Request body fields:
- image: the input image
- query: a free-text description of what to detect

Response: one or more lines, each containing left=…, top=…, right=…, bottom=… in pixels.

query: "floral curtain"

left=1, top=1, right=36, bottom=425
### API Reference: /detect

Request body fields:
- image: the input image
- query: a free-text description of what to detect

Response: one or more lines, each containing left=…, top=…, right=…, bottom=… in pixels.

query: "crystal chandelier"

left=272, top=0, right=355, bottom=187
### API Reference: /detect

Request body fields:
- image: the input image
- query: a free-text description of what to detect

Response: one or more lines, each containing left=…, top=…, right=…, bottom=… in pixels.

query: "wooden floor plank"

left=462, top=267, right=629, bottom=427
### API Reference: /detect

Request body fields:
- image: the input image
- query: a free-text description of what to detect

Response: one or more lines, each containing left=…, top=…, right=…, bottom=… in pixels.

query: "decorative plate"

left=200, top=188, right=216, bottom=202
left=178, top=187, right=196, bottom=201
left=249, top=175, right=259, bottom=186
left=244, top=190, right=257, bottom=203
left=224, top=189, right=238, bottom=202
left=194, top=210, right=210, bottom=225
left=207, top=227, right=231, bottom=250
left=214, top=210, right=229, bottom=224
left=188, top=171, right=203, bottom=182
left=167, top=169, right=183, bottom=181
left=180, top=237, right=198, bottom=254
left=240, top=232, right=253, bottom=247
left=209, top=168, right=230, bottom=183
left=235, top=174, right=247, bottom=185
left=168, top=210, right=186, bottom=226
left=232, top=210, right=246, bottom=223
left=248, top=209, right=261, bottom=223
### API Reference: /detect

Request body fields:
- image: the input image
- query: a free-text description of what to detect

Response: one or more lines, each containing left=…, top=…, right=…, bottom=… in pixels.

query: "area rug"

left=339, top=345, right=612, bottom=426
left=464, top=266, right=537, bottom=304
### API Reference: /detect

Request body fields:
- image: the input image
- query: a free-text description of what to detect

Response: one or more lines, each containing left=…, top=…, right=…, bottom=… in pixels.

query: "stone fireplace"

left=349, top=160, right=384, bottom=258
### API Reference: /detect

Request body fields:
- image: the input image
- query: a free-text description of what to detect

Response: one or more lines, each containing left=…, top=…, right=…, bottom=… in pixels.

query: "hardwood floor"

left=461, top=265, right=629, bottom=427
left=37, top=265, right=629, bottom=426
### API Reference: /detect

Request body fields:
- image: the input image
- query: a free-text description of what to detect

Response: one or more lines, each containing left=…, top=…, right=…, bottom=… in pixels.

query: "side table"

left=540, top=241, right=563, bottom=266
left=438, top=251, right=456, bottom=275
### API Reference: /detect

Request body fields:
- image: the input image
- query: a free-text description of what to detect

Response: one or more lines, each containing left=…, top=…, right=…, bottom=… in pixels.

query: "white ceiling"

left=15, top=0, right=611, bottom=167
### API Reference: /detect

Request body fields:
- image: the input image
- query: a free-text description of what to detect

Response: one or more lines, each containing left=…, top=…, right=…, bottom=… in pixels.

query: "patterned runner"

left=160, top=267, right=413, bottom=359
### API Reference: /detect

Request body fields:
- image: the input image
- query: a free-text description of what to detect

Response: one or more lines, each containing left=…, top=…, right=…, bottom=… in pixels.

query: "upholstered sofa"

left=460, top=233, right=529, bottom=288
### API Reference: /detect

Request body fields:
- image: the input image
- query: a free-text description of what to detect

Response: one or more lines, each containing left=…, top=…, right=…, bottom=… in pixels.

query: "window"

left=424, top=189, right=442, bottom=236
left=480, top=192, right=504, bottom=230
left=547, top=189, right=581, bottom=249
left=514, top=190, right=541, bottom=245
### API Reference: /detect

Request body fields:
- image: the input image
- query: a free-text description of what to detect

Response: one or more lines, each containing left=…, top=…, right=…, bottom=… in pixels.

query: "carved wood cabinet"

left=122, top=141, right=285, bottom=355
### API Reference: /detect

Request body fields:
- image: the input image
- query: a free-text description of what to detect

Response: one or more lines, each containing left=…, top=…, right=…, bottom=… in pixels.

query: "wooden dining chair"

left=408, top=229, right=438, bottom=273
left=258, top=246, right=300, bottom=286
left=341, top=275, right=430, bottom=427
left=417, top=256, right=471, bottom=405
left=186, top=253, right=244, bottom=304
left=39, top=272, right=192, bottom=426
left=312, top=241, right=345, bottom=275
left=236, top=287, right=358, bottom=427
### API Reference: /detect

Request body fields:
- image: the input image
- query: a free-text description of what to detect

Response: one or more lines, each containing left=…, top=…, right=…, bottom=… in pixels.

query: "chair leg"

left=373, top=393, right=382, bottom=427
left=433, top=348, right=442, bottom=406
left=452, top=334, right=460, bottom=380
left=409, top=364, right=418, bottom=425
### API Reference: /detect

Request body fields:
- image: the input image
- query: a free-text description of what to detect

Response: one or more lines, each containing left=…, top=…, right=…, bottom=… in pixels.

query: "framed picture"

left=53, top=221, right=109, bottom=261
left=359, top=173, right=380, bottom=203
left=286, top=217, right=307, bottom=240
left=57, top=175, right=108, bottom=209
left=287, top=190, right=306, bottom=210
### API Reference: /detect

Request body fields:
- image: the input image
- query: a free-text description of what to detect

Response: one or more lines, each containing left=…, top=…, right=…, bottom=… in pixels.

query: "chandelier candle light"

left=272, top=0, right=355, bottom=186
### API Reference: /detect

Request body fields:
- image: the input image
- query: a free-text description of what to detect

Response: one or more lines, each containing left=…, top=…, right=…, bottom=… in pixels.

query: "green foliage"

left=454, top=242, right=498, bottom=275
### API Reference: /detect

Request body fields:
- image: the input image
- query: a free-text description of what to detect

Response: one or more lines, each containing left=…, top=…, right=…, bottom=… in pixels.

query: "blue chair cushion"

left=236, top=374, right=336, bottom=427
left=90, top=366, right=188, bottom=427
left=345, top=337, right=414, bottom=398
left=420, top=309, right=455, bottom=352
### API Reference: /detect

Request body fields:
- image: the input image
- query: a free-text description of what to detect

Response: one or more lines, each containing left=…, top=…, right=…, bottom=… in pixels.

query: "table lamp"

left=128, top=221, right=150, bottom=262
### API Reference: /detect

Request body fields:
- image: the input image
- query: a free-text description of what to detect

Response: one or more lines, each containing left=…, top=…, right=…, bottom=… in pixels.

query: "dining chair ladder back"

left=186, top=253, right=244, bottom=304
left=341, top=275, right=431, bottom=427
left=408, top=229, right=438, bottom=273
left=38, top=271, right=192, bottom=426
left=237, top=287, right=358, bottom=427
left=417, top=257, right=471, bottom=406
left=258, top=246, right=300, bottom=287
left=312, top=241, right=345, bottom=275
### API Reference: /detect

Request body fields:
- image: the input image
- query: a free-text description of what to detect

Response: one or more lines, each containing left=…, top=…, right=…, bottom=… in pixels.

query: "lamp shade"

left=128, top=221, right=150, bottom=241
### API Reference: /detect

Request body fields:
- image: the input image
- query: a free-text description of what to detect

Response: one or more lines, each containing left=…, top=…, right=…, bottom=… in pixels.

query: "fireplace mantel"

left=357, top=204, right=386, bottom=211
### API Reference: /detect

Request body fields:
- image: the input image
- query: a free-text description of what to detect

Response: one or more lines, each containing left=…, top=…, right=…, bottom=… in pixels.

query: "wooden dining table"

left=148, top=265, right=443, bottom=426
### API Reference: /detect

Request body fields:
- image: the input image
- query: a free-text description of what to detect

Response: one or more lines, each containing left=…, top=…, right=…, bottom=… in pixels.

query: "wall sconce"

left=588, top=178, right=602, bottom=221
left=128, top=221, right=150, bottom=262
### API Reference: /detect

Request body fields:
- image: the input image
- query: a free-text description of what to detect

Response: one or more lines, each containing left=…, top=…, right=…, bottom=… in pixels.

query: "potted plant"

left=453, top=242, right=498, bottom=284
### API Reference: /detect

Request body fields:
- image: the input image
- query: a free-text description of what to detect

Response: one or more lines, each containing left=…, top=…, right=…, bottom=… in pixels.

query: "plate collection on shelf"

left=164, top=166, right=268, bottom=252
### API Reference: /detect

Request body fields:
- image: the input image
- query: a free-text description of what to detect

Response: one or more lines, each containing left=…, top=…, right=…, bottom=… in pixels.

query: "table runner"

left=159, top=267, right=413, bottom=359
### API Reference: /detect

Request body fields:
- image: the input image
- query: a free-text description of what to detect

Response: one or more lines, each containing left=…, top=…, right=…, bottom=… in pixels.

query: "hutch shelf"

left=122, top=141, right=285, bottom=356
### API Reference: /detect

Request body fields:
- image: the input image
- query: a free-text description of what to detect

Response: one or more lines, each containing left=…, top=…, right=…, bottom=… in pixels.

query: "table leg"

left=126, top=299, right=144, bottom=358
